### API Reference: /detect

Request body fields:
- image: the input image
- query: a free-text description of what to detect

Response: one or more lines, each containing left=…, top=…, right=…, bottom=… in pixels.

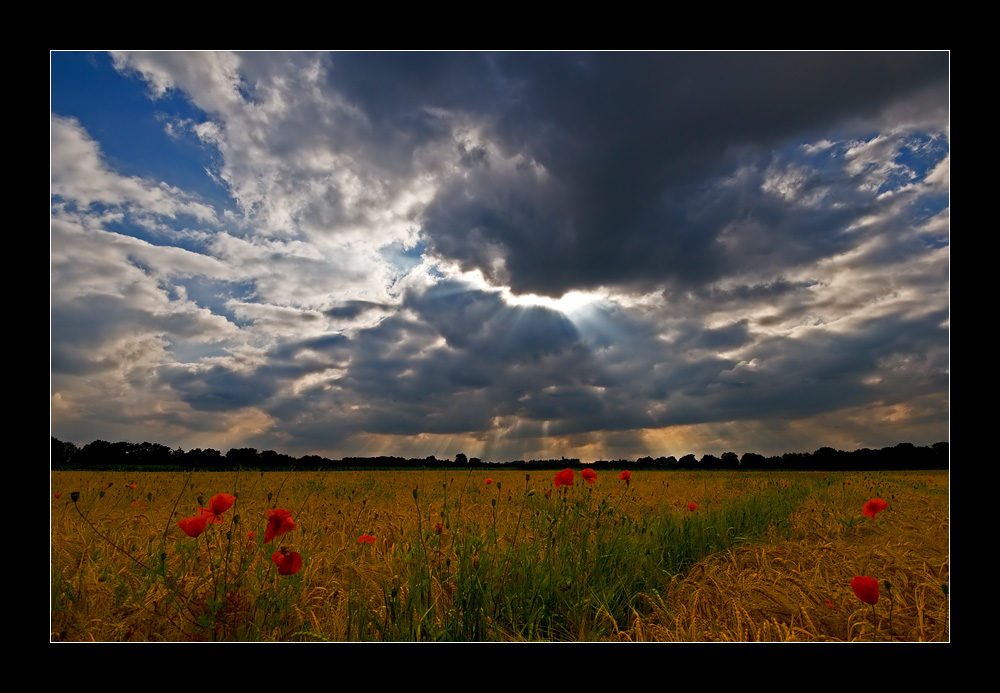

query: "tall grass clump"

left=52, top=471, right=313, bottom=641
left=341, top=470, right=815, bottom=641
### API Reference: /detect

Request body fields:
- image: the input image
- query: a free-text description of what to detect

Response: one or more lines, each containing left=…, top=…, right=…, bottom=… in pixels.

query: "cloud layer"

left=51, top=51, right=949, bottom=460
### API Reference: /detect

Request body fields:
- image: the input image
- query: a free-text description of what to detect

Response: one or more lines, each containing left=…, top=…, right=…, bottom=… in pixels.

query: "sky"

left=50, top=51, right=949, bottom=462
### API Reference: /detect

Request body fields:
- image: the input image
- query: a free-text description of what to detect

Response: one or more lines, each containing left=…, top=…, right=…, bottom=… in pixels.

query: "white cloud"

left=924, top=152, right=949, bottom=189
left=51, top=115, right=217, bottom=223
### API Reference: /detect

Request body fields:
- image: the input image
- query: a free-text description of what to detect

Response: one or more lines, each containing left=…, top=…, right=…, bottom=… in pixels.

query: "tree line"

left=51, top=437, right=948, bottom=472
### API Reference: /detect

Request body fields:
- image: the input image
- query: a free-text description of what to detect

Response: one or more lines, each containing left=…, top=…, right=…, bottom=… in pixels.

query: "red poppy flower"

left=581, top=468, right=598, bottom=484
left=434, top=522, right=443, bottom=534
left=485, top=478, right=493, bottom=485
left=200, top=493, right=237, bottom=523
left=178, top=513, right=208, bottom=538
left=862, top=498, right=888, bottom=519
left=210, top=493, right=236, bottom=514
left=271, top=547, right=303, bottom=575
left=358, top=534, right=375, bottom=544
left=554, top=469, right=575, bottom=488
left=825, top=599, right=834, bottom=608
left=130, top=484, right=137, bottom=490
left=850, top=576, right=879, bottom=605
left=687, top=502, right=697, bottom=511
left=54, top=493, right=61, bottom=499
left=618, top=470, right=631, bottom=482
left=264, top=508, right=296, bottom=543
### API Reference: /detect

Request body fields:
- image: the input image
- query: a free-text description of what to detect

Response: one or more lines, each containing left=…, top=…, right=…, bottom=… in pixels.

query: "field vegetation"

left=50, top=468, right=948, bottom=642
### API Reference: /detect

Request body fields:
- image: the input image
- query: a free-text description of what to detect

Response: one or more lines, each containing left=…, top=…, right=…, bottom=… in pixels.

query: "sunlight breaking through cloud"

left=51, top=51, right=949, bottom=462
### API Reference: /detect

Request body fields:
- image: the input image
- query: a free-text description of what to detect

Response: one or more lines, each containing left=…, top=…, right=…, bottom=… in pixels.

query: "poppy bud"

left=197, top=496, right=205, bottom=507
left=412, top=488, right=418, bottom=500
left=71, top=491, right=80, bottom=503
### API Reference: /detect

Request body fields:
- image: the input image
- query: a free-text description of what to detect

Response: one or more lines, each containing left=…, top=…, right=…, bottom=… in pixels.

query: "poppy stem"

left=882, top=579, right=894, bottom=640
left=162, top=469, right=196, bottom=547
left=871, top=603, right=878, bottom=642
left=888, top=597, right=894, bottom=640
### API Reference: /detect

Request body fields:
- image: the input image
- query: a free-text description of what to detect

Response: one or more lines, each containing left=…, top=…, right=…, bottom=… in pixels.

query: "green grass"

left=341, top=477, right=814, bottom=641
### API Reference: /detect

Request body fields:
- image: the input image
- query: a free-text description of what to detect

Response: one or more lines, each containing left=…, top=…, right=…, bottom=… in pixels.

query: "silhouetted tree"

left=180, top=448, right=224, bottom=469
left=779, top=451, right=809, bottom=469
left=75, top=439, right=131, bottom=468
left=134, top=441, right=173, bottom=466
left=700, top=454, right=722, bottom=469
left=52, top=437, right=78, bottom=467
left=226, top=448, right=259, bottom=468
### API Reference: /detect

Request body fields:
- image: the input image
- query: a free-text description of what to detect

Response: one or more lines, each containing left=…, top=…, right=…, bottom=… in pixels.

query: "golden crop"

left=51, top=468, right=948, bottom=642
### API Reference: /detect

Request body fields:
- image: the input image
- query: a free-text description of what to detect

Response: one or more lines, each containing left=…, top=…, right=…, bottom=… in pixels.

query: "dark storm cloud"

left=386, top=51, right=948, bottom=296
left=314, top=52, right=502, bottom=181
left=162, top=365, right=279, bottom=412
left=402, top=279, right=580, bottom=361
left=162, top=333, right=352, bottom=414
left=686, top=320, right=752, bottom=351
left=51, top=292, right=223, bottom=376
left=324, top=300, right=390, bottom=320
left=646, top=305, right=949, bottom=428
left=326, top=52, right=499, bottom=122
left=210, top=279, right=610, bottom=440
